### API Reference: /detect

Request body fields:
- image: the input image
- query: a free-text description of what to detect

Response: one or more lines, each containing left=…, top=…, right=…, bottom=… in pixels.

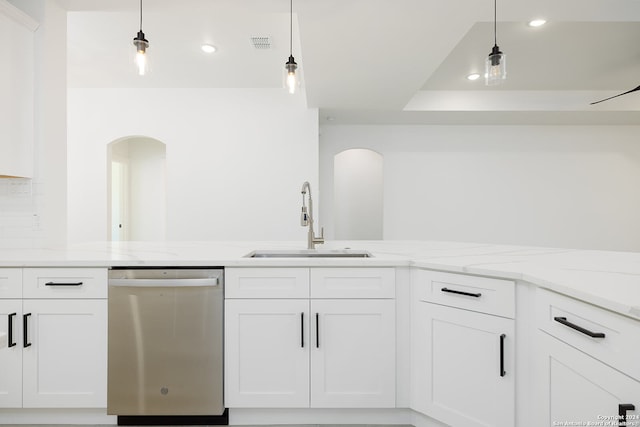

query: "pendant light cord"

left=139, top=0, right=143, bottom=31
left=493, top=0, right=497, bottom=46
left=289, top=0, right=293, bottom=56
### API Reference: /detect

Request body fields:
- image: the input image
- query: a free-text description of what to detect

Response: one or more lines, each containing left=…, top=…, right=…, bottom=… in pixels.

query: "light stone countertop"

left=1, top=240, right=639, bottom=321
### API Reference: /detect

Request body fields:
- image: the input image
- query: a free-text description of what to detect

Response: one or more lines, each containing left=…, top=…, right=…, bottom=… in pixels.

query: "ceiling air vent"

left=250, top=36, right=271, bottom=49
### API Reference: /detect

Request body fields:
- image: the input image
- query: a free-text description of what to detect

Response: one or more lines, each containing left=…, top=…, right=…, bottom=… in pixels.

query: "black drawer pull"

left=619, top=404, right=636, bottom=426
left=23, top=313, right=32, bottom=347
left=45, top=281, right=83, bottom=286
left=441, top=287, right=481, bottom=298
left=499, top=333, right=506, bottom=377
left=300, top=312, right=304, bottom=348
left=8, top=313, right=16, bottom=347
left=553, top=316, right=605, bottom=338
left=315, top=313, right=320, bottom=348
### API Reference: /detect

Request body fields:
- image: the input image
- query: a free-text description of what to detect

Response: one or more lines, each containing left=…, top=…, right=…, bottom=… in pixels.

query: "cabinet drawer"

left=413, top=269, right=514, bottom=318
left=22, top=268, right=107, bottom=299
left=310, top=268, right=395, bottom=299
left=225, top=268, right=309, bottom=298
left=0, top=268, right=22, bottom=298
left=537, top=288, right=640, bottom=381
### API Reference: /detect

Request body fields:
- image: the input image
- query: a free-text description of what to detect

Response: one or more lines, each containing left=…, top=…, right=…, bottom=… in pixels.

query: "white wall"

left=320, top=125, right=640, bottom=252
left=68, top=88, right=318, bottom=243
left=0, top=0, right=67, bottom=248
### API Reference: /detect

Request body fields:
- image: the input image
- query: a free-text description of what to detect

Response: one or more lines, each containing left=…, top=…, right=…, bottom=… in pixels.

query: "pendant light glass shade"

left=285, top=55, right=298, bottom=94
left=133, top=0, right=149, bottom=76
left=485, top=45, right=506, bottom=85
left=133, top=30, right=149, bottom=75
left=485, top=0, right=505, bottom=86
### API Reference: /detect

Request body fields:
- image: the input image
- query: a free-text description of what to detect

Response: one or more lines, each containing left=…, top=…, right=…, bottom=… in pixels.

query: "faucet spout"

left=300, top=181, right=324, bottom=250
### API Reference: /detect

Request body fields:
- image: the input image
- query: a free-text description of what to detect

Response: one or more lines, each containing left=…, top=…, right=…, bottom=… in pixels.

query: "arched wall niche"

left=333, top=148, right=384, bottom=240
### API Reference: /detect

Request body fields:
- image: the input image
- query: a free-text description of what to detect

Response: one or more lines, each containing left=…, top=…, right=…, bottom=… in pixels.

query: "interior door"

left=110, top=160, right=129, bottom=241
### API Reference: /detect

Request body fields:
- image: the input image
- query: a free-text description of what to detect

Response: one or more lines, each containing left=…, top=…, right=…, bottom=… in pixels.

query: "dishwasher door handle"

left=109, top=277, right=219, bottom=287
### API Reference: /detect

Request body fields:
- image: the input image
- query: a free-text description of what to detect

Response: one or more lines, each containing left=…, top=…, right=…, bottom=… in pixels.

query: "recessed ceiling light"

left=528, top=19, right=547, bottom=27
left=201, top=44, right=217, bottom=53
left=466, top=73, right=481, bottom=81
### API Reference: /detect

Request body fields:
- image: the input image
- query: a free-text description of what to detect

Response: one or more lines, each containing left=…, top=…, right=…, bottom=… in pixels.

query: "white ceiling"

left=61, top=0, right=640, bottom=124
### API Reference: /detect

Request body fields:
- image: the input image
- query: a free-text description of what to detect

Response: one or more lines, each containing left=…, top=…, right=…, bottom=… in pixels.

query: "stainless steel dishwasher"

left=107, top=268, right=225, bottom=425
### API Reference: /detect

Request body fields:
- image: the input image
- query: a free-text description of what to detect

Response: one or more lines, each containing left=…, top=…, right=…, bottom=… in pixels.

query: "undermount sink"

left=245, top=249, right=373, bottom=258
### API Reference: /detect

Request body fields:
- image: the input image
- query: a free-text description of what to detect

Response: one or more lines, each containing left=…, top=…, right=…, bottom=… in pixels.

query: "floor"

left=9, top=425, right=410, bottom=427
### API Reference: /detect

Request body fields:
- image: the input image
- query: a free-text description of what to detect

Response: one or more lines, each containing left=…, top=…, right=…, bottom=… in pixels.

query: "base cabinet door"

left=310, top=299, right=395, bottom=408
left=21, top=299, right=107, bottom=408
left=539, top=331, right=640, bottom=427
left=225, top=299, right=310, bottom=407
left=0, top=300, right=23, bottom=407
left=412, top=302, right=515, bottom=427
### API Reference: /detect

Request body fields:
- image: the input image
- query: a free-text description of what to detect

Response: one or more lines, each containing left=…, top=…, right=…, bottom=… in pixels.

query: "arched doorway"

left=107, top=137, right=166, bottom=241
left=333, top=148, right=383, bottom=240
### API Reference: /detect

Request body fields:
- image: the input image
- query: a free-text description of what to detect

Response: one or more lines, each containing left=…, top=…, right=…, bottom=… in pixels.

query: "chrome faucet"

left=300, top=181, right=324, bottom=249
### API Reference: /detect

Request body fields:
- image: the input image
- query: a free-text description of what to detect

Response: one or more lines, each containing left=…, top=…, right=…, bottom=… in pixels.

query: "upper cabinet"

left=0, top=1, right=37, bottom=178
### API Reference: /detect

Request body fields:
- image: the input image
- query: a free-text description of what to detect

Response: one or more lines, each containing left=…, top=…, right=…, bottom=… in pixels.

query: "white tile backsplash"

left=0, top=178, right=45, bottom=248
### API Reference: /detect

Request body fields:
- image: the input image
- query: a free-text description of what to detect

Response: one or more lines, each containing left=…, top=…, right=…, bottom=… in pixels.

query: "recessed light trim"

left=528, top=19, right=547, bottom=27
left=467, top=73, right=481, bottom=81
left=201, top=44, right=217, bottom=53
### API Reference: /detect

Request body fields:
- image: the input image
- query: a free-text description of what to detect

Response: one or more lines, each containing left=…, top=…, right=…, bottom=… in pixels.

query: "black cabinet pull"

left=8, top=313, right=16, bottom=348
left=315, top=313, right=319, bottom=348
left=45, top=281, right=83, bottom=286
left=619, top=404, right=636, bottom=426
left=441, top=287, right=481, bottom=298
left=300, top=312, right=304, bottom=348
left=23, top=313, right=32, bottom=348
left=499, top=334, right=506, bottom=377
left=553, top=316, right=605, bottom=338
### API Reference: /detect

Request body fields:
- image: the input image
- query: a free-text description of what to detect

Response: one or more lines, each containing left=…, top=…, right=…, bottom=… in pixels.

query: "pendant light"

left=284, top=0, right=299, bottom=94
left=132, top=0, right=149, bottom=76
left=485, top=0, right=506, bottom=85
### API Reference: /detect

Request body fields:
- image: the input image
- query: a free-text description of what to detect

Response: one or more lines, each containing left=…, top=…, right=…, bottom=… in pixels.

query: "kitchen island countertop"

left=1, top=240, right=639, bottom=321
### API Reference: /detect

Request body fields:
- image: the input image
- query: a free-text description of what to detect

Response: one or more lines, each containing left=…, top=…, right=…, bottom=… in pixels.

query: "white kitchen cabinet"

left=224, top=267, right=396, bottom=409
left=536, top=287, right=640, bottom=381
left=22, top=268, right=108, bottom=299
left=310, top=299, right=395, bottom=408
left=0, top=2, right=37, bottom=178
left=0, top=268, right=108, bottom=409
left=538, top=331, right=639, bottom=426
left=310, top=268, right=395, bottom=299
left=21, top=299, right=107, bottom=408
left=225, top=267, right=309, bottom=299
left=411, top=269, right=515, bottom=427
left=225, top=299, right=310, bottom=407
left=0, top=299, right=22, bottom=407
left=536, top=288, right=640, bottom=426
